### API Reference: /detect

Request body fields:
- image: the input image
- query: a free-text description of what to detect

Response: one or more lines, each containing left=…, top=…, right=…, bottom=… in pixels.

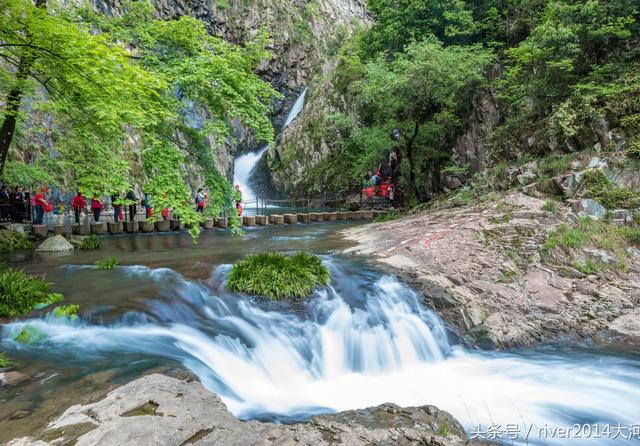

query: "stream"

left=1, top=224, right=639, bottom=445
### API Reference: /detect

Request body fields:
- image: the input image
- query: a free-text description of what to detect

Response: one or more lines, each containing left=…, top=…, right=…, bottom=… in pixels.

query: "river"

left=1, top=223, right=639, bottom=445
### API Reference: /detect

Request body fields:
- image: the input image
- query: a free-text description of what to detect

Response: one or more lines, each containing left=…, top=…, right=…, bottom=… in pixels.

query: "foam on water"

left=2, top=262, right=639, bottom=445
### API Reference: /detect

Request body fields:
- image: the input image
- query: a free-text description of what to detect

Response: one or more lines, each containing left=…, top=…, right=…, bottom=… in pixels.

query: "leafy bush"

left=49, top=304, right=80, bottom=320
left=227, top=252, right=330, bottom=300
left=78, top=235, right=102, bottom=250
left=626, top=143, right=640, bottom=160
left=95, top=256, right=119, bottom=270
left=14, top=325, right=47, bottom=345
left=0, top=352, right=13, bottom=368
left=0, top=265, right=64, bottom=318
left=0, top=230, right=34, bottom=253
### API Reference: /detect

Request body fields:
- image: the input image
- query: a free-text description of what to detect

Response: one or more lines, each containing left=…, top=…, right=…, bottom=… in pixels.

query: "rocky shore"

left=8, top=374, right=472, bottom=446
left=343, top=191, right=640, bottom=349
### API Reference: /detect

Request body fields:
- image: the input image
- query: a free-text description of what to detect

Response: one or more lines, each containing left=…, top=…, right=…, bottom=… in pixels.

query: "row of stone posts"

left=27, top=209, right=387, bottom=237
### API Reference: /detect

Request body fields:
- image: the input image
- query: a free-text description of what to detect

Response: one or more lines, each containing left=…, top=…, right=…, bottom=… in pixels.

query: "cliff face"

left=92, top=0, right=367, bottom=181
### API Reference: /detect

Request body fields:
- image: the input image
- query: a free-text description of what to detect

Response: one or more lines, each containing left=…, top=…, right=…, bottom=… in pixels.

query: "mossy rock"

left=227, top=252, right=330, bottom=300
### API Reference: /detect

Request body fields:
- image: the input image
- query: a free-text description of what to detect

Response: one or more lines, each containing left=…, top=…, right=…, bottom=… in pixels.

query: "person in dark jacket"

left=126, top=190, right=137, bottom=222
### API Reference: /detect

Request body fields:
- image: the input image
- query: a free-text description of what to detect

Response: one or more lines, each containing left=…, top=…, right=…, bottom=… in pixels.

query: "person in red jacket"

left=91, top=196, right=104, bottom=222
left=71, top=191, right=86, bottom=224
left=32, top=187, right=50, bottom=225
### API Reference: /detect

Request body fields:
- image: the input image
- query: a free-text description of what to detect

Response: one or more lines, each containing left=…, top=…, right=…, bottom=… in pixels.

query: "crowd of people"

left=362, top=148, right=402, bottom=207
left=0, top=183, right=246, bottom=225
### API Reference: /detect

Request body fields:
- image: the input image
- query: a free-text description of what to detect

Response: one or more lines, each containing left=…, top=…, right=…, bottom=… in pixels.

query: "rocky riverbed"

left=343, top=192, right=640, bottom=349
left=7, top=374, right=472, bottom=446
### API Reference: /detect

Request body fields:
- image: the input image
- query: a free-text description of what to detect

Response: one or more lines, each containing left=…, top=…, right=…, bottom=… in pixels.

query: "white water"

left=282, top=87, right=308, bottom=129
left=232, top=145, right=269, bottom=202
left=2, top=263, right=640, bottom=445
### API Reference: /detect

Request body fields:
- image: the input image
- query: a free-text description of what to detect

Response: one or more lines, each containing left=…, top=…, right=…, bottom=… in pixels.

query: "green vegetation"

left=1, top=0, right=279, bottom=239
left=49, top=304, right=79, bottom=320
left=14, top=325, right=47, bottom=345
left=437, top=423, right=451, bottom=438
left=581, top=169, right=640, bottom=209
left=626, top=143, right=640, bottom=160
left=78, top=235, right=102, bottom=251
left=227, top=252, right=330, bottom=300
left=0, top=231, right=34, bottom=253
left=0, top=352, right=13, bottom=368
left=95, top=256, right=120, bottom=270
left=572, top=259, right=606, bottom=275
left=0, top=264, right=63, bottom=318
left=541, top=201, right=560, bottom=215
left=373, top=210, right=400, bottom=223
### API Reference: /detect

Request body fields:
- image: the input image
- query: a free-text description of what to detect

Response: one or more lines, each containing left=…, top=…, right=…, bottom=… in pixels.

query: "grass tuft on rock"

left=95, top=256, right=119, bottom=270
left=78, top=235, right=102, bottom=250
left=49, top=304, right=80, bottom=320
left=0, top=264, right=64, bottom=318
left=227, top=252, right=330, bottom=300
left=0, top=352, right=13, bottom=368
left=14, top=325, right=47, bottom=345
left=0, top=230, right=34, bottom=253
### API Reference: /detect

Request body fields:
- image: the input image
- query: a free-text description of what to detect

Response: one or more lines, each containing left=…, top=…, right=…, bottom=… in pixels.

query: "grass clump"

left=227, top=252, right=330, bottom=300
left=0, top=264, right=64, bottom=318
left=13, top=325, right=47, bottom=345
left=49, top=304, right=79, bottom=320
left=541, top=200, right=560, bottom=214
left=572, top=259, right=606, bottom=275
left=95, top=256, right=119, bottom=270
left=0, top=230, right=34, bottom=253
left=0, top=352, right=13, bottom=368
left=78, top=235, right=102, bottom=250
left=373, top=210, right=400, bottom=223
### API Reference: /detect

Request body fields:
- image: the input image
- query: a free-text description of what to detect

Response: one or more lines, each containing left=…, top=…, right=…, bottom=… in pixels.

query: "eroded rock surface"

left=8, top=374, right=469, bottom=446
left=343, top=192, right=640, bottom=349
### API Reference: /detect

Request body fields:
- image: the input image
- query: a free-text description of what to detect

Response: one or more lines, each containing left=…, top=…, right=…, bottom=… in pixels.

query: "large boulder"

left=35, top=235, right=74, bottom=252
left=8, top=374, right=469, bottom=446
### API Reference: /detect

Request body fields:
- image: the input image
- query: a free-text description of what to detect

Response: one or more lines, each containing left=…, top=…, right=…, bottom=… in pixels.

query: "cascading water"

left=232, top=145, right=269, bottom=202
left=230, top=88, right=308, bottom=203
left=2, top=258, right=639, bottom=445
left=282, top=87, right=308, bottom=129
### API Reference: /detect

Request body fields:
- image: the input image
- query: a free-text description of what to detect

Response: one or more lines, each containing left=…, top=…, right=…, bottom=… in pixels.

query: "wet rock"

left=8, top=374, right=468, bottom=446
left=35, top=235, right=74, bottom=252
left=0, top=371, right=28, bottom=387
left=583, top=248, right=616, bottom=265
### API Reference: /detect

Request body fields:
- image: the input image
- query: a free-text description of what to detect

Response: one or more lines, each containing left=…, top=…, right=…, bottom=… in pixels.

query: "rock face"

left=8, top=374, right=469, bottom=446
left=342, top=191, right=640, bottom=349
left=35, top=235, right=74, bottom=252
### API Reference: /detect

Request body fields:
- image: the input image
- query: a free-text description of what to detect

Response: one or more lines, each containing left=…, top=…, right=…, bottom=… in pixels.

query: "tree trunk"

left=0, top=0, right=47, bottom=175
left=404, top=121, right=420, bottom=202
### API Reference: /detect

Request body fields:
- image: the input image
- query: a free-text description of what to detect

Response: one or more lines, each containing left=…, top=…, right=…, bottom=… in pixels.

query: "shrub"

left=0, top=265, right=64, bottom=318
left=626, top=143, right=640, bottom=160
left=14, top=325, right=47, bottom=345
left=0, top=352, right=13, bottom=368
left=227, top=252, right=330, bottom=300
left=49, top=304, right=79, bottom=320
left=95, top=256, right=120, bottom=270
left=581, top=169, right=640, bottom=209
left=618, top=227, right=640, bottom=247
left=0, top=230, right=34, bottom=253
left=78, top=235, right=102, bottom=250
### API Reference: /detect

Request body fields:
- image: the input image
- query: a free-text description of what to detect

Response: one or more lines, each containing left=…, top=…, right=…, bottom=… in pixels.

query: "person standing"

left=126, top=190, right=137, bottom=222
left=233, top=185, right=243, bottom=216
left=195, top=188, right=207, bottom=213
left=14, top=186, right=25, bottom=223
left=33, top=187, right=49, bottom=225
left=91, top=196, right=104, bottom=222
left=71, top=191, right=87, bottom=224
left=142, top=192, right=153, bottom=219
left=111, top=193, right=121, bottom=223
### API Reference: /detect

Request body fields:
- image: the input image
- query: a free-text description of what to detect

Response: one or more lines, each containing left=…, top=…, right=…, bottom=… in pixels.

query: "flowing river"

left=1, top=223, right=639, bottom=445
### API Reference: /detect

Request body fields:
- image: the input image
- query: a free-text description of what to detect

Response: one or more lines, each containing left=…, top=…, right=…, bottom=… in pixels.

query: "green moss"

left=0, top=230, right=34, bottom=253
left=227, top=252, right=330, bottom=300
left=14, top=325, right=47, bottom=345
left=95, top=256, right=119, bottom=270
left=0, top=265, right=64, bottom=318
left=78, top=235, right=102, bottom=251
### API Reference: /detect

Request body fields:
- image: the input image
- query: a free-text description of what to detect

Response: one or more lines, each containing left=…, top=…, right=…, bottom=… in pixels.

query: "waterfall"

left=3, top=261, right=640, bottom=445
left=282, top=88, right=308, bottom=129
left=232, top=145, right=269, bottom=202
